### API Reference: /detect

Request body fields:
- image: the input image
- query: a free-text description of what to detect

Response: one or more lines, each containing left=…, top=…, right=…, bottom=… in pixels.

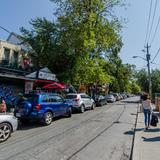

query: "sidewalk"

left=132, top=110, right=160, bottom=160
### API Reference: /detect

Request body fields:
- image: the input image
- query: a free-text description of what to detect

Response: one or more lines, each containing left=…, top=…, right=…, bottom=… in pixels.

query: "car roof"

left=24, top=93, right=61, bottom=96
left=67, top=93, right=86, bottom=95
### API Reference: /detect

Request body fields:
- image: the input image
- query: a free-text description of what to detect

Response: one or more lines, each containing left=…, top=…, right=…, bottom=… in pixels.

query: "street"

left=0, top=97, right=139, bottom=160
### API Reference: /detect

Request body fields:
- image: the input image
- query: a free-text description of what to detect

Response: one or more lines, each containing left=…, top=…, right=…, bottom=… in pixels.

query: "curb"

left=130, top=103, right=139, bottom=160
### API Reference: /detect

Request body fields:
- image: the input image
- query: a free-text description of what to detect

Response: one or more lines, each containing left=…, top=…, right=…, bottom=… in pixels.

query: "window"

left=80, top=94, right=87, bottom=98
left=13, top=51, right=18, bottom=63
left=49, top=95, right=57, bottom=102
left=42, top=95, right=49, bottom=102
left=55, top=96, right=63, bottom=102
left=50, top=95, right=63, bottom=102
left=3, top=48, right=10, bottom=65
left=66, top=95, right=77, bottom=99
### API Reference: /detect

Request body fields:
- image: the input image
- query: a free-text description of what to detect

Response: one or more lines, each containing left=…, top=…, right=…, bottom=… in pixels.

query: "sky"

left=0, top=0, right=160, bottom=70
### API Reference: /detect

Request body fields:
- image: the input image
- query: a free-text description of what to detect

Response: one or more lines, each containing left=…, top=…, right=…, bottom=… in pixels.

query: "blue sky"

left=0, top=0, right=160, bottom=70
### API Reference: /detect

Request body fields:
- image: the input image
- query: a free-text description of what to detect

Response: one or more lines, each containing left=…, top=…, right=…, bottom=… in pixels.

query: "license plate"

left=16, top=113, right=21, bottom=117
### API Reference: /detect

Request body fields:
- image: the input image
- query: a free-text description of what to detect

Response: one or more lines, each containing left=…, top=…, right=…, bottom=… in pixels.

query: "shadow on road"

left=142, top=136, right=160, bottom=142
left=124, top=128, right=144, bottom=135
left=17, top=116, right=64, bottom=131
left=144, top=128, right=160, bottom=132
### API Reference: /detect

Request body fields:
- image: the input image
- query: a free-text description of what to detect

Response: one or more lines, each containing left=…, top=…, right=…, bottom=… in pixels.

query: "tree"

left=74, top=57, right=112, bottom=86
left=20, top=0, right=126, bottom=88
left=20, top=18, right=58, bottom=72
left=50, top=0, right=124, bottom=83
left=135, top=69, right=148, bottom=93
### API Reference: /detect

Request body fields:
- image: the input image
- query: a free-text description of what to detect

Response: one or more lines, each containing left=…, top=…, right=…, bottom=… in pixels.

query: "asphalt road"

left=0, top=97, right=140, bottom=160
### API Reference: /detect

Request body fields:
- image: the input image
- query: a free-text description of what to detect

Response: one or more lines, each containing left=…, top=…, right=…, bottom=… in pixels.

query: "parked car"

left=0, top=114, right=18, bottom=142
left=14, top=93, right=72, bottom=125
left=65, top=93, right=95, bottom=113
left=112, top=93, right=121, bottom=101
left=106, top=94, right=116, bottom=103
left=94, top=95, right=107, bottom=106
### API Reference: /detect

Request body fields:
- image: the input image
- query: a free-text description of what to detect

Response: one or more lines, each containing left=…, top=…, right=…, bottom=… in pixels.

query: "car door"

left=49, top=95, right=61, bottom=117
left=54, top=95, right=67, bottom=115
left=85, top=94, right=93, bottom=107
left=49, top=95, right=63, bottom=116
left=80, top=94, right=88, bottom=108
left=81, top=94, right=91, bottom=108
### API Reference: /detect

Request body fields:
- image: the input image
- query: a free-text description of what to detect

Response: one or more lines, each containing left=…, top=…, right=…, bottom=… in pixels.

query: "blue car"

left=14, top=93, right=72, bottom=125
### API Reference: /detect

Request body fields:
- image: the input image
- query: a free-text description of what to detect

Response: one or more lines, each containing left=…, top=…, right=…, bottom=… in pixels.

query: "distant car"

left=106, top=94, right=116, bottom=103
left=65, top=93, right=95, bottom=113
left=94, top=95, right=107, bottom=106
left=112, top=93, right=120, bottom=101
left=0, top=114, right=18, bottom=142
left=14, top=93, right=72, bottom=125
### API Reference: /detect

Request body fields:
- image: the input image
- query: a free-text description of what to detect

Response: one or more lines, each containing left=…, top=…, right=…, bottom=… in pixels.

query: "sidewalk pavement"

left=132, top=110, right=160, bottom=160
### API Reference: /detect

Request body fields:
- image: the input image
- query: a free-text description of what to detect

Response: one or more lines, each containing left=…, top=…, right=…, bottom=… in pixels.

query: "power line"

left=144, top=0, right=153, bottom=45
left=148, top=0, right=158, bottom=43
left=151, top=47, right=160, bottom=63
left=150, top=15, right=160, bottom=44
left=0, top=25, right=11, bottom=34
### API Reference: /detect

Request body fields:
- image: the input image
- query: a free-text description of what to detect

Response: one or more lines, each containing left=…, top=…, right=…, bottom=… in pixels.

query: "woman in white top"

left=142, top=94, right=151, bottom=130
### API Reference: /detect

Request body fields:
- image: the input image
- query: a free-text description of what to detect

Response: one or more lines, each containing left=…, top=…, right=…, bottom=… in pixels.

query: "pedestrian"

left=142, top=94, right=152, bottom=130
left=0, top=96, right=7, bottom=113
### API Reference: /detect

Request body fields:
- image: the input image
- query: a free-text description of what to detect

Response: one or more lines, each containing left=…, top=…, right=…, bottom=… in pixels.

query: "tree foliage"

left=19, top=0, right=137, bottom=93
left=135, top=69, right=160, bottom=96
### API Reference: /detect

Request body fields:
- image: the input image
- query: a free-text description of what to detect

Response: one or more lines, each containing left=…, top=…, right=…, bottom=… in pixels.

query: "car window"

left=85, top=95, right=90, bottom=99
left=49, top=95, right=63, bottom=102
left=22, top=94, right=38, bottom=104
left=80, top=94, right=87, bottom=98
left=99, top=95, right=104, bottom=99
left=66, top=95, right=77, bottom=99
left=42, top=95, right=50, bottom=102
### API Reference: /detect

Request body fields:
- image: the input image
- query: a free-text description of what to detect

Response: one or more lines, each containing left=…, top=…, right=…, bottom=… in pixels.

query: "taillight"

left=74, top=98, right=80, bottom=101
left=36, top=104, right=41, bottom=110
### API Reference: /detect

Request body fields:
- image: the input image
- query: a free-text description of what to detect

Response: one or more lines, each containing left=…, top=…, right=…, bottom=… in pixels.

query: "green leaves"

left=20, top=0, right=133, bottom=93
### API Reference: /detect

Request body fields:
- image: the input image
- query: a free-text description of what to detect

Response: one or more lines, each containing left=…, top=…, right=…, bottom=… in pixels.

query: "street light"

left=132, top=56, right=147, bottom=61
left=133, top=52, right=152, bottom=99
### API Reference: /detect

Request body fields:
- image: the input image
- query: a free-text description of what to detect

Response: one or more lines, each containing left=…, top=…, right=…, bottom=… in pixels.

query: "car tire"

left=66, top=107, right=72, bottom=117
left=0, top=123, right=12, bottom=142
left=80, top=105, right=85, bottom=113
left=43, top=111, right=53, bottom=125
left=91, top=103, right=95, bottom=110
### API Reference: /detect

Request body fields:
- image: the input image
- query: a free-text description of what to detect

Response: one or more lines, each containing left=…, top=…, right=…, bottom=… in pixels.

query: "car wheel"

left=0, top=123, right=12, bottom=142
left=66, top=107, right=72, bottom=117
left=43, top=112, right=53, bottom=125
left=91, top=103, right=95, bottom=110
left=80, top=105, right=85, bottom=113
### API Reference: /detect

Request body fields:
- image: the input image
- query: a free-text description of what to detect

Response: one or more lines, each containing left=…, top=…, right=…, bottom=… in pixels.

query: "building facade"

left=0, top=39, right=31, bottom=70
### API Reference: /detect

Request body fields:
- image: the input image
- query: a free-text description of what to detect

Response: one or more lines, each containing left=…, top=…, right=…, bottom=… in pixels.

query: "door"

left=85, top=94, right=93, bottom=107
left=49, top=95, right=66, bottom=116
left=80, top=94, right=91, bottom=108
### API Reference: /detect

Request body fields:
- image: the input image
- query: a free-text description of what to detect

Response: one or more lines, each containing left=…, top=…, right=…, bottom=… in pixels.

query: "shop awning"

left=42, top=82, right=66, bottom=89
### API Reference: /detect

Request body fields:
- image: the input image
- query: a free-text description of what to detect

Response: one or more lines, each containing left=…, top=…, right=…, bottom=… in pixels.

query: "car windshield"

left=107, top=94, right=113, bottom=98
left=15, top=94, right=38, bottom=104
left=65, top=95, right=77, bottom=99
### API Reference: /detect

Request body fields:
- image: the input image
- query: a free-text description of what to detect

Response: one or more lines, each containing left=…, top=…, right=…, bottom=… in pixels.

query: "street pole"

left=145, top=43, right=152, bottom=99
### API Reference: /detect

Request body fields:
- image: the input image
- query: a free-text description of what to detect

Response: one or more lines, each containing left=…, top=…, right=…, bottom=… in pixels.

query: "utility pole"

left=145, top=43, right=152, bottom=99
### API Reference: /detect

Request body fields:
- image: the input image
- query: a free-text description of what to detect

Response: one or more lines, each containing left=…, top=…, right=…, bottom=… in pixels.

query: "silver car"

left=65, top=93, right=95, bottom=113
left=0, top=114, right=18, bottom=142
left=106, top=94, right=116, bottom=103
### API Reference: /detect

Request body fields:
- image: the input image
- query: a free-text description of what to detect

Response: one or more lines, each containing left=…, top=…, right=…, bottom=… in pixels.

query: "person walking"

left=142, top=94, right=152, bottom=130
